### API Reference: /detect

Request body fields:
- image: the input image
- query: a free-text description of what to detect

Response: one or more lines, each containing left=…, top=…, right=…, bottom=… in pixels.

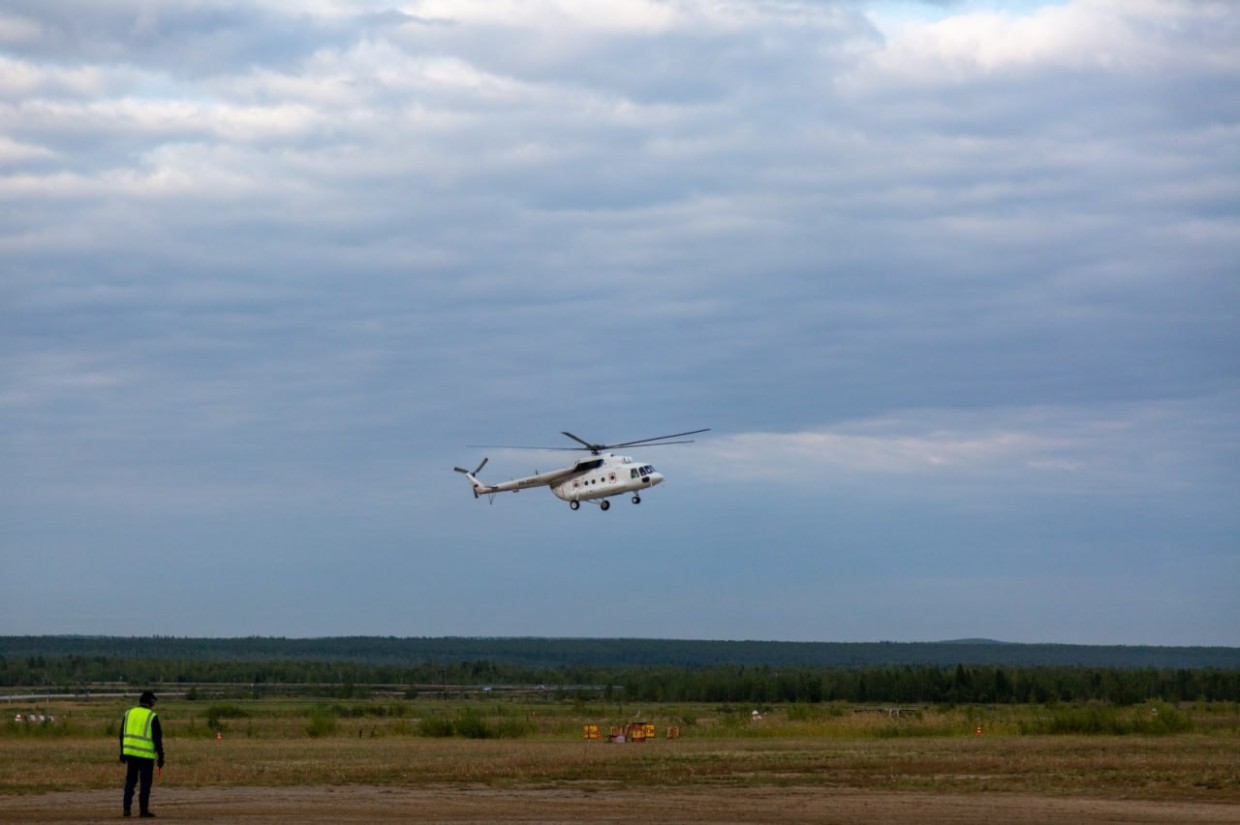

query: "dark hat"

left=139, top=690, right=157, bottom=706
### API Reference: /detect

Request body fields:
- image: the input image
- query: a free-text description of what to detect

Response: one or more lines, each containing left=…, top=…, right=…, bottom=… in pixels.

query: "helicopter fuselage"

left=550, top=454, right=663, bottom=504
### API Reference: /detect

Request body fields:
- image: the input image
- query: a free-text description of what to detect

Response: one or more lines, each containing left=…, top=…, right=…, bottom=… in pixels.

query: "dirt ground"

left=2, top=786, right=1239, bottom=824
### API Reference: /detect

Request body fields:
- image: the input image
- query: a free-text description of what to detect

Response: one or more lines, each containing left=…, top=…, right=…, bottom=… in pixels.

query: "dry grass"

left=2, top=734, right=1238, bottom=802
left=2, top=698, right=1237, bottom=803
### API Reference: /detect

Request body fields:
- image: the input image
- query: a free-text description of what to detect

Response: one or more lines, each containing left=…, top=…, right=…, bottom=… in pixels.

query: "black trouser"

left=123, top=757, right=155, bottom=813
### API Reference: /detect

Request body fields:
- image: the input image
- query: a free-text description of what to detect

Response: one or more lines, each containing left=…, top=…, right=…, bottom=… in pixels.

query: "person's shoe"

left=139, top=813, right=156, bottom=818
left=123, top=812, right=131, bottom=818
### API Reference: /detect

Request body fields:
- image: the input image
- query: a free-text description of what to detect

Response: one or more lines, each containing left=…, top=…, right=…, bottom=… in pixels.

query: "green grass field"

left=3, top=697, right=1238, bottom=802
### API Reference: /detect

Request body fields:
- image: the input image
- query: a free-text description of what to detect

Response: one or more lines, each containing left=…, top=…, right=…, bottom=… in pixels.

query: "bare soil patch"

left=3, top=786, right=1239, bottom=824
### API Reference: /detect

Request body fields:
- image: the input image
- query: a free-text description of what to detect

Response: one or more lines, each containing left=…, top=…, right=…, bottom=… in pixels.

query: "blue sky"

left=2, top=1, right=1237, bottom=645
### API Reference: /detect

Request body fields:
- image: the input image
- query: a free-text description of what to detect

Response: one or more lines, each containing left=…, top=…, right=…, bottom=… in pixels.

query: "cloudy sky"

left=3, top=0, right=1237, bottom=646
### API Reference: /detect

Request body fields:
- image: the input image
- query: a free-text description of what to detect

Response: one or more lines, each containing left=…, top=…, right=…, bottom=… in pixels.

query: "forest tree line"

left=3, top=654, right=1238, bottom=706
left=3, top=636, right=1238, bottom=669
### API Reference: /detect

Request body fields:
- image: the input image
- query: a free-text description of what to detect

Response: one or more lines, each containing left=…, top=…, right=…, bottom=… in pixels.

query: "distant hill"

left=937, top=638, right=1014, bottom=645
left=3, top=636, right=1237, bottom=670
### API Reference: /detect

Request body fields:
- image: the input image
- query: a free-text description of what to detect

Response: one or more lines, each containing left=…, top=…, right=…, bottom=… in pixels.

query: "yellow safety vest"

left=122, top=706, right=158, bottom=760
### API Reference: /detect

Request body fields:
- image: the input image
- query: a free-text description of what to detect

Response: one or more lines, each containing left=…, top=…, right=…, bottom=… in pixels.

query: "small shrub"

left=1019, top=705, right=1117, bottom=735
left=4, top=716, right=75, bottom=738
left=1014, top=703, right=1193, bottom=735
left=454, top=707, right=492, bottom=739
left=205, top=704, right=249, bottom=732
left=307, top=706, right=337, bottom=738
left=1132, top=703, right=1193, bottom=735
left=493, top=716, right=531, bottom=739
left=419, top=715, right=455, bottom=737
left=785, top=704, right=821, bottom=722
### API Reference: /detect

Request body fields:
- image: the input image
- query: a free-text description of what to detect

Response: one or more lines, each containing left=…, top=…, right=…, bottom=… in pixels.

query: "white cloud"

left=0, top=54, right=143, bottom=100
left=696, top=418, right=1062, bottom=483
left=852, top=0, right=1239, bottom=90
left=416, top=0, right=679, bottom=33
left=0, top=11, right=41, bottom=46
left=692, top=399, right=1236, bottom=501
left=0, top=134, right=54, bottom=164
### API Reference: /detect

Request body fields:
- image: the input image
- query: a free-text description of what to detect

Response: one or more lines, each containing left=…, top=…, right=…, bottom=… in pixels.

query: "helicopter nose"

left=647, top=472, right=664, bottom=486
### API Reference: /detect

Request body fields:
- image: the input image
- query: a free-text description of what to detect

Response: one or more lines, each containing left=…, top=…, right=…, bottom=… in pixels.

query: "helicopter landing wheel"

left=632, top=495, right=641, bottom=504
left=570, top=500, right=580, bottom=511
left=600, top=499, right=611, bottom=511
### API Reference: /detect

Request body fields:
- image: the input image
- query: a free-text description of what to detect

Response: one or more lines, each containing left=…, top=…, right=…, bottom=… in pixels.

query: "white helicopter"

left=454, top=429, right=709, bottom=511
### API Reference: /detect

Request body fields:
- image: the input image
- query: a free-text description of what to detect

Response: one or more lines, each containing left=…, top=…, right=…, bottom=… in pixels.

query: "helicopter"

left=454, top=429, right=709, bottom=511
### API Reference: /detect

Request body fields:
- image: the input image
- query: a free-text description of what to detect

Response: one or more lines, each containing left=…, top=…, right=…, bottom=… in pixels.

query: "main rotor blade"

left=468, top=444, right=584, bottom=451
left=609, top=428, right=711, bottom=449
left=468, top=428, right=711, bottom=455
left=561, top=431, right=601, bottom=451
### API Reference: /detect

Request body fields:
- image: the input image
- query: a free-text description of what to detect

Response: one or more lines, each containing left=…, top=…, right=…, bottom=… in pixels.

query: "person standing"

left=119, top=690, right=164, bottom=818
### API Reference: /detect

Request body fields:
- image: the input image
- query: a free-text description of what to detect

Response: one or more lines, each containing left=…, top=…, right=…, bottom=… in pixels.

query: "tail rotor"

left=454, top=457, right=488, bottom=477
left=454, top=458, right=489, bottom=499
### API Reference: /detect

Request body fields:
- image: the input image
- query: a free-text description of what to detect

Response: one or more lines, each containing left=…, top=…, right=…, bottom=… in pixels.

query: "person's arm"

left=152, top=715, right=165, bottom=767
